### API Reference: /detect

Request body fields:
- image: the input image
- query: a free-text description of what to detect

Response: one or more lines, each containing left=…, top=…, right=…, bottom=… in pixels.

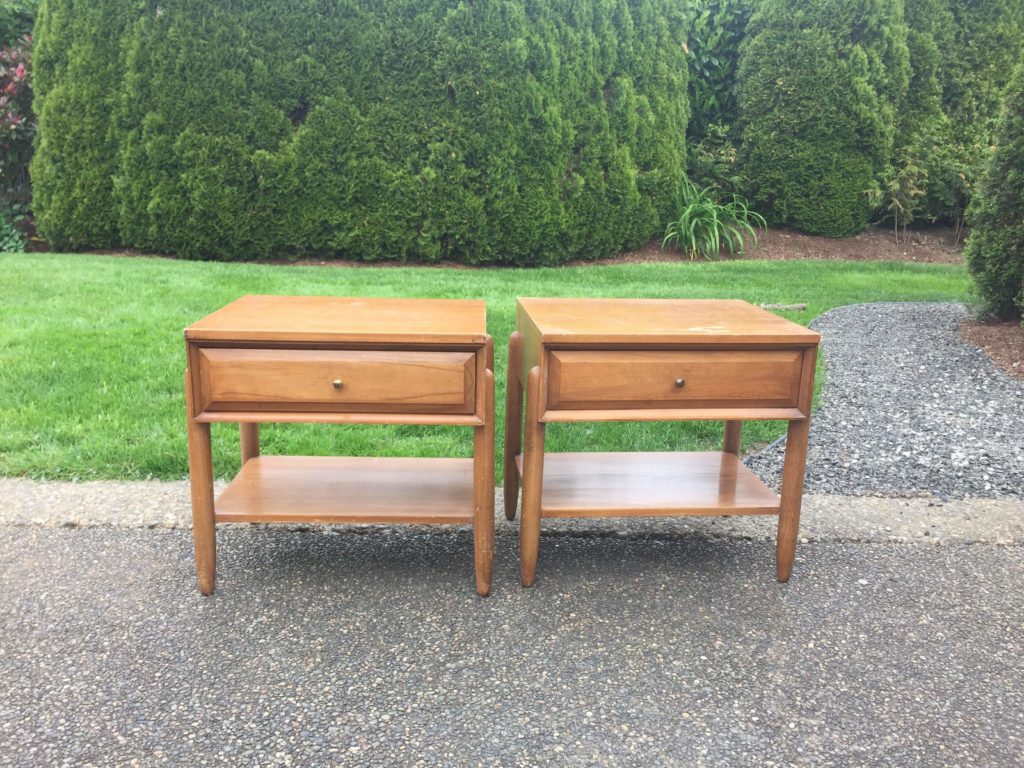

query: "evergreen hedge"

left=965, top=54, right=1024, bottom=321
left=735, top=0, right=909, bottom=237
left=31, top=0, right=689, bottom=264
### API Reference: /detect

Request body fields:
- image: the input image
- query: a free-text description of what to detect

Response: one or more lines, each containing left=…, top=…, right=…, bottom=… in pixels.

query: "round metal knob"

left=332, top=379, right=343, bottom=390
left=675, top=378, right=685, bottom=388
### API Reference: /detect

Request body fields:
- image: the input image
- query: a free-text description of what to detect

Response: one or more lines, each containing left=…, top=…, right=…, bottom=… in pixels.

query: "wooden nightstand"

left=184, top=295, right=495, bottom=596
left=503, top=298, right=819, bottom=587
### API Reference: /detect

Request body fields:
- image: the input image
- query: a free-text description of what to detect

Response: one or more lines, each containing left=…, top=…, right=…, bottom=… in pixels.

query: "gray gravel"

left=1, top=526, right=1022, bottom=767
left=747, top=303, right=1024, bottom=499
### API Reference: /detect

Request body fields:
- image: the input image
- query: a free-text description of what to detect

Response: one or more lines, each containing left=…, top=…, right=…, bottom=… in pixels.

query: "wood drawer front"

left=548, top=350, right=803, bottom=410
left=196, top=348, right=476, bottom=414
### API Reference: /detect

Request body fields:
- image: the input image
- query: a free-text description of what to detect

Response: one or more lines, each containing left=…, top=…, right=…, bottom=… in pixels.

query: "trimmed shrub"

left=888, top=0, right=952, bottom=230
left=735, top=0, right=909, bottom=236
left=32, top=0, right=689, bottom=264
left=944, top=0, right=1024, bottom=147
left=31, top=0, right=133, bottom=249
left=927, top=0, right=1024, bottom=230
left=964, top=55, right=1024, bottom=321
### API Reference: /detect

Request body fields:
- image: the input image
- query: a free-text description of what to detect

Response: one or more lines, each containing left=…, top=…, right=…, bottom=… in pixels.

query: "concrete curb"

left=1, top=477, right=1021, bottom=545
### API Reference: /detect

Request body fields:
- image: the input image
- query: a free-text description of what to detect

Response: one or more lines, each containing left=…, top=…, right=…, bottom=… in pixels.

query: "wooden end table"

left=503, top=298, right=819, bottom=586
left=184, top=295, right=495, bottom=596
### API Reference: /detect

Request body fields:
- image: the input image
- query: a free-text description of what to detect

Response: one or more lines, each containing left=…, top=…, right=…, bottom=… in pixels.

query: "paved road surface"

left=2, top=525, right=1021, bottom=766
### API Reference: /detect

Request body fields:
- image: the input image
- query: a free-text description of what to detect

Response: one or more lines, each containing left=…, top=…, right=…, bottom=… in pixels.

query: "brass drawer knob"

left=332, top=379, right=343, bottom=390
left=675, top=378, right=685, bottom=388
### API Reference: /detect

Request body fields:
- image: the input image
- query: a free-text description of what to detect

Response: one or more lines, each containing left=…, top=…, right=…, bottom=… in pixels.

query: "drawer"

left=195, top=348, right=476, bottom=414
left=547, top=350, right=803, bottom=410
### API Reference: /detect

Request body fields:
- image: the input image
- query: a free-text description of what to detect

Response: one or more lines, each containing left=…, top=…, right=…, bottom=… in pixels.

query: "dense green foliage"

left=684, top=0, right=756, bottom=140
left=935, top=0, right=1024, bottom=229
left=886, top=0, right=953, bottom=232
left=31, top=0, right=689, bottom=264
left=31, top=0, right=131, bottom=248
left=0, top=0, right=37, bottom=43
left=965, top=55, right=1024, bottom=321
left=735, top=0, right=909, bottom=236
left=0, top=252, right=970, bottom=480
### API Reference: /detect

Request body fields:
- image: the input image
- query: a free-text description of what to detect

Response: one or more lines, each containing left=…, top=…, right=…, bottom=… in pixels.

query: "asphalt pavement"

left=1, top=523, right=1021, bottom=767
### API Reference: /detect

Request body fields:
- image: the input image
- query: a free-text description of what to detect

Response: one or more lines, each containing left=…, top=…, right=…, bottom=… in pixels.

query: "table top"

left=185, top=295, right=488, bottom=344
left=517, top=298, right=819, bottom=345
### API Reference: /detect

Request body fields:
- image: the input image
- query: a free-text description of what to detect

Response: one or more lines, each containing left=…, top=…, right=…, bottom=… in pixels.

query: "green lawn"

left=0, top=253, right=971, bottom=481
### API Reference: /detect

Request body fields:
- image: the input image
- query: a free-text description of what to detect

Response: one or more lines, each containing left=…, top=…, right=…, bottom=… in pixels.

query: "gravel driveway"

left=747, top=303, right=1024, bottom=499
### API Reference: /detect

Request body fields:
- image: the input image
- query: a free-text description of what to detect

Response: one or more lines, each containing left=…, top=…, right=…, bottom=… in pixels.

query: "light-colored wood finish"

left=185, top=295, right=488, bottom=345
left=540, top=407, right=806, bottom=423
left=185, top=296, right=494, bottom=596
left=519, top=367, right=545, bottom=587
left=512, top=298, right=818, bottom=585
left=503, top=332, right=524, bottom=520
left=513, top=452, right=779, bottom=517
left=547, top=349, right=801, bottom=410
left=197, top=411, right=485, bottom=426
left=196, top=348, right=475, bottom=414
left=723, top=420, right=742, bottom=455
left=185, top=371, right=216, bottom=595
left=215, top=456, right=475, bottom=524
left=473, top=368, right=496, bottom=596
left=517, top=298, right=820, bottom=346
left=776, top=417, right=811, bottom=582
left=777, top=345, right=817, bottom=582
left=240, top=423, right=260, bottom=462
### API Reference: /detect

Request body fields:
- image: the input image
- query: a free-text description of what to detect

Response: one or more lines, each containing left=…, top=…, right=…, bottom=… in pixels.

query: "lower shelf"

left=515, top=451, right=780, bottom=518
left=215, top=455, right=475, bottom=525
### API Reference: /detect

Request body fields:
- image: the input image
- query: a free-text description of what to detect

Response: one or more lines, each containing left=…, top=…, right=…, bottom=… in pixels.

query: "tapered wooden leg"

left=185, top=372, right=216, bottom=595
left=723, top=420, right=743, bottom=455
left=776, top=417, right=811, bottom=582
left=503, top=332, right=523, bottom=520
left=240, top=423, right=260, bottom=463
left=520, top=367, right=544, bottom=587
left=473, top=369, right=495, bottom=596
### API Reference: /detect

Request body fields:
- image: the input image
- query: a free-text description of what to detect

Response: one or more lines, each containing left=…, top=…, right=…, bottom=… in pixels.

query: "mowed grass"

left=0, top=253, right=971, bottom=481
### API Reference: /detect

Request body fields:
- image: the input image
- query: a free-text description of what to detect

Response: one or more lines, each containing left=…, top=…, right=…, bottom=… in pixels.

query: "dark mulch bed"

left=599, top=223, right=964, bottom=266
left=961, top=319, right=1024, bottom=380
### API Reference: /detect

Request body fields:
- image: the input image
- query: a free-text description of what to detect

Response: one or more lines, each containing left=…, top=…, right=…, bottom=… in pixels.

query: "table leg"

left=185, top=372, right=216, bottom=595
left=240, top=423, right=260, bottom=463
left=776, top=417, right=811, bottom=582
left=473, top=369, right=495, bottom=597
left=503, top=332, right=523, bottom=520
left=520, top=367, right=544, bottom=587
left=723, top=420, right=743, bottom=455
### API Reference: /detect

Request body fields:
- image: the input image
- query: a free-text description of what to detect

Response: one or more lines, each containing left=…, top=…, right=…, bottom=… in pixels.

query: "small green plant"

left=0, top=214, right=25, bottom=252
left=686, top=121, right=744, bottom=197
left=662, top=177, right=766, bottom=260
left=881, top=152, right=928, bottom=244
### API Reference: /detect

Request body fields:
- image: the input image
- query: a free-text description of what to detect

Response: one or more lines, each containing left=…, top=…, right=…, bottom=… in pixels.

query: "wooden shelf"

left=215, top=455, right=475, bottom=525
left=514, top=451, right=779, bottom=518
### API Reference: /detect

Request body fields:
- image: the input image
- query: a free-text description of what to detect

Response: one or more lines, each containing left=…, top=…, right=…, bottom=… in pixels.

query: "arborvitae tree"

left=32, top=0, right=689, bottom=264
left=964, top=54, right=1024, bottom=321
left=883, top=0, right=954, bottom=233
left=929, top=0, right=1024, bottom=228
left=897, top=0, right=951, bottom=145
left=735, top=0, right=909, bottom=236
left=30, top=0, right=133, bottom=248
left=944, top=0, right=1024, bottom=148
